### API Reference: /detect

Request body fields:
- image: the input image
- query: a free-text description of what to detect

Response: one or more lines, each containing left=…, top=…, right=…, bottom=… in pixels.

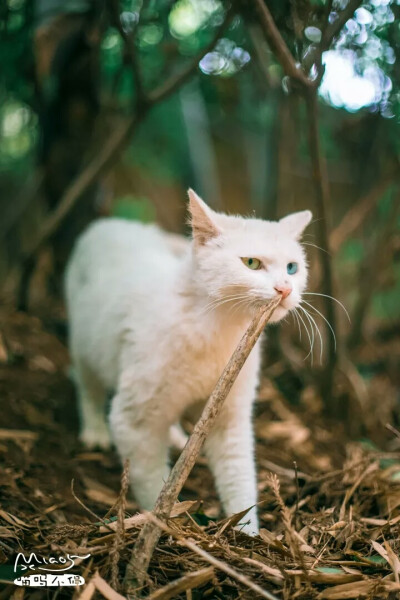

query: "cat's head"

left=188, top=189, right=312, bottom=323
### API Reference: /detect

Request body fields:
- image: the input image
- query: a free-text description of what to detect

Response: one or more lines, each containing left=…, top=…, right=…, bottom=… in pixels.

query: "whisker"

left=291, top=309, right=301, bottom=342
left=230, top=298, right=254, bottom=317
left=302, top=242, right=331, bottom=255
left=294, top=307, right=313, bottom=363
left=299, top=305, right=323, bottom=364
left=298, top=306, right=316, bottom=363
left=303, top=292, right=350, bottom=322
left=302, top=300, right=337, bottom=353
left=200, top=295, right=248, bottom=316
left=201, top=293, right=253, bottom=317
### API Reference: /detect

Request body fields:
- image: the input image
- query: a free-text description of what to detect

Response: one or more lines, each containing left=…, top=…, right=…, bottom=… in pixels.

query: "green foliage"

left=112, top=195, right=156, bottom=222
left=373, top=264, right=400, bottom=320
left=0, top=0, right=37, bottom=172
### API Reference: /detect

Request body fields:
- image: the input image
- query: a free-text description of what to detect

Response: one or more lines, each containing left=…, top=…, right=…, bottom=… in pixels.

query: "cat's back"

left=66, top=218, right=184, bottom=294
left=70, top=218, right=171, bottom=269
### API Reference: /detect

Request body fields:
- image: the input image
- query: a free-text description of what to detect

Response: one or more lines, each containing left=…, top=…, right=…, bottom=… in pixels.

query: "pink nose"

left=274, top=285, right=292, bottom=299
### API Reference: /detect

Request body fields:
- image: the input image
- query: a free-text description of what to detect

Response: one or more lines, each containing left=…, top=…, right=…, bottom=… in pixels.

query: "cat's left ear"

left=279, top=210, right=312, bottom=239
left=188, top=189, right=221, bottom=245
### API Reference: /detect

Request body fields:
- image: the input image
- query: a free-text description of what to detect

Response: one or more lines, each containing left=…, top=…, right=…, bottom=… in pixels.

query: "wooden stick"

left=124, top=296, right=282, bottom=596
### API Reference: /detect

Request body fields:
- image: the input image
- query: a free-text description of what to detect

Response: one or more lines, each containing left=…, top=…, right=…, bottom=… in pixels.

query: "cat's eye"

left=241, top=257, right=262, bottom=270
left=287, top=262, right=298, bottom=275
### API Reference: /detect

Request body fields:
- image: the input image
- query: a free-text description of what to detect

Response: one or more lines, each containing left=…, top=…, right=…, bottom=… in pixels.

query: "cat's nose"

left=274, top=284, right=292, bottom=299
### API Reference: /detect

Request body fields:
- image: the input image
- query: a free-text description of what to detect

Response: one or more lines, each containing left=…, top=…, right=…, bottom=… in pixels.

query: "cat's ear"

left=188, top=189, right=221, bottom=245
left=279, top=210, right=312, bottom=239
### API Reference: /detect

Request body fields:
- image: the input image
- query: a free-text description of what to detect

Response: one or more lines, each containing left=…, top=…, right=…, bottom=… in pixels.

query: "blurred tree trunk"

left=29, top=0, right=102, bottom=299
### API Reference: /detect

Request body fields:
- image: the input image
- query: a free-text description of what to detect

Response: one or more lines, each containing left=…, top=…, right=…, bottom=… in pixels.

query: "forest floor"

left=1, top=308, right=400, bottom=600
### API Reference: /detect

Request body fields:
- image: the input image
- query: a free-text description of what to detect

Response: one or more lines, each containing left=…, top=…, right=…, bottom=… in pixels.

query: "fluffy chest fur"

left=119, top=297, right=259, bottom=409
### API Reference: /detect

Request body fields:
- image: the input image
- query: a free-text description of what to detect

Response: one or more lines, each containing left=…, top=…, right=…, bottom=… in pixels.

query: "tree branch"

left=253, top=0, right=308, bottom=87
left=249, top=0, right=364, bottom=407
left=330, top=171, right=399, bottom=253
left=148, top=6, right=235, bottom=106
left=124, top=296, right=282, bottom=596
left=303, top=0, right=363, bottom=73
left=305, top=88, right=337, bottom=408
left=20, top=7, right=234, bottom=266
left=107, top=0, right=144, bottom=101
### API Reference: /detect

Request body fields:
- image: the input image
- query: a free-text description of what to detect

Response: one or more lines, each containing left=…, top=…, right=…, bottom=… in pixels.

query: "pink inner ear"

left=188, top=189, right=220, bottom=245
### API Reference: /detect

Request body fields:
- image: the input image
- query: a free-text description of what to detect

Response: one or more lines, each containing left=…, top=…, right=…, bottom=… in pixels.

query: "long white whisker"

left=302, top=242, right=331, bottom=255
left=298, top=306, right=316, bottom=363
left=303, top=307, right=316, bottom=361
left=200, top=293, right=250, bottom=315
left=230, top=297, right=254, bottom=317
left=294, top=307, right=313, bottom=363
left=299, top=305, right=323, bottom=364
left=303, top=293, right=350, bottom=322
left=302, top=300, right=337, bottom=353
left=291, top=309, right=301, bottom=342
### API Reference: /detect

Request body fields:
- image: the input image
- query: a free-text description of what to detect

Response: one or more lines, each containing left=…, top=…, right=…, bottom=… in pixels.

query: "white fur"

left=65, top=191, right=311, bottom=535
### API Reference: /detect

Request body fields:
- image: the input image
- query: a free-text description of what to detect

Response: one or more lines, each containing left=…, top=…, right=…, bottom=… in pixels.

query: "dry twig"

left=146, top=513, right=280, bottom=600
left=110, top=459, right=130, bottom=591
left=145, top=567, right=214, bottom=600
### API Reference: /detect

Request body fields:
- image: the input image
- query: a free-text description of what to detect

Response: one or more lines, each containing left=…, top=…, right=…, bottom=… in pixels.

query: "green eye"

left=241, top=257, right=262, bottom=270
left=287, top=262, right=298, bottom=275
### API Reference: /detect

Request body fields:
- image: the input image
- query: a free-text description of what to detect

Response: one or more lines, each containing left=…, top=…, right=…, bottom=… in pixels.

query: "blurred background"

left=0, top=0, right=399, bottom=438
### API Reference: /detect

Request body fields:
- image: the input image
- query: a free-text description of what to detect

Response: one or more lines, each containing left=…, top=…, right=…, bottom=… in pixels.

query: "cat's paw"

left=80, top=427, right=111, bottom=450
left=235, top=510, right=259, bottom=537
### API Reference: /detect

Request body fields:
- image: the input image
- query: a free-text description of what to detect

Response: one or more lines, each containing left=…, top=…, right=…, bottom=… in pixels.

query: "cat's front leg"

left=109, top=390, right=172, bottom=510
left=204, top=380, right=259, bottom=536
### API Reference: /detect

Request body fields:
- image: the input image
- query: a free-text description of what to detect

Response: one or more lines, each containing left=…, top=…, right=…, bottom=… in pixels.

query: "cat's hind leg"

left=73, top=361, right=111, bottom=450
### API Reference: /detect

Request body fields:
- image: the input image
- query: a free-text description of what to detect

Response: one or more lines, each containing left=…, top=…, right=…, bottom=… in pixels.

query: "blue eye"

left=287, top=262, right=298, bottom=275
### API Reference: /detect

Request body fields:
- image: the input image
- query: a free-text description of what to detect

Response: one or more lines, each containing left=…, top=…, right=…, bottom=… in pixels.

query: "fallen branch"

left=98, top=500, right=200, bottom=533
left=110, top=459, right=130, bottom=591
left=78, top=571, right=127, bottom=600
left=145, top=567, right=214, bottom=600
left=124, top=296, right=282, bottom=595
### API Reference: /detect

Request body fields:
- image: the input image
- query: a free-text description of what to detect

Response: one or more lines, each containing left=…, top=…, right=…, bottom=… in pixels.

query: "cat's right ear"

left=188, top=189, right=221, bottom=245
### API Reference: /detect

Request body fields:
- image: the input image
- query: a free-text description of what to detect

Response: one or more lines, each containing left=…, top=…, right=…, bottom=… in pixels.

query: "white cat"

left=65, top=190, right=312, bottom=535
